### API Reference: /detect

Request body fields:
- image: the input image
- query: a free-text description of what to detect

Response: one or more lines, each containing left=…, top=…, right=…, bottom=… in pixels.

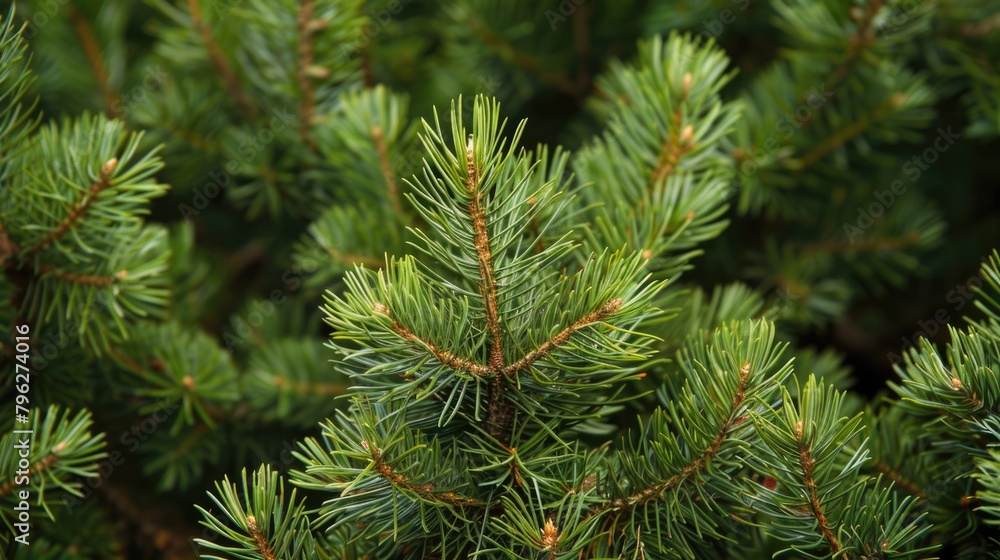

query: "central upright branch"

left=466, top=133, right=513, bottom=443
left=466, top=134, right=504, bottom=370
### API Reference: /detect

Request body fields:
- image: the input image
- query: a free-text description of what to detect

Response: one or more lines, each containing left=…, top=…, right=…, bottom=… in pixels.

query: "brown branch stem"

left=297, top=0, right=318, bottom=151
left=327, top=248, right=383, bottom=269
left=651, top=114, right=694, bottom=185
left=374, top=303, right=491, bottom=376
left=799, top=231, right=921, bottom=255
left=23, top=158, right=117, bottom=258
left=38, top=265, right=128, bottom=287
left=465, top=17, right=579, bottom=97
left=872, top=461, right=926, bottom=501
left=365, top=441, right=481, bottom=507
left=794, top=94, right=902, bottom=169
left=0, top=221, right=20, bottom=265
left=270, top=376, right=345, bottom=397
left=466, top=135, right=504, bottom=372
left=66, top=6, right=116, bottom=116
left=372, top=126, right=402, bottom=216
left=592, top=362, right=752, bottom=521
left=795, top=420, right=846, bottom=559
left=464, top=133, right=516, bottom=444
left=246, top=515, right=277, bottom=560
left=187, top=0, right=255, bottom=119
left=503, top=298, right=622, bottom=375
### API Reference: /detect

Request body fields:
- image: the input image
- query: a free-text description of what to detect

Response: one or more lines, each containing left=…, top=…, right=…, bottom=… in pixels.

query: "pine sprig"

left=1, top=113, right=171, bottom=353
left=195, top=465, right=316, bottom=560
left=292, top=402, right=482, bottom=558
left=580, top=320, right=788, bottom=557
left=575, top=32, right=741, bottom=278
left=324, top=95, right=661, bottom=447
left=0, top=405, right=106, bottom=540
left=747, top=376, right=931, bottom=559
left=0, top=5, right=38, bottom=185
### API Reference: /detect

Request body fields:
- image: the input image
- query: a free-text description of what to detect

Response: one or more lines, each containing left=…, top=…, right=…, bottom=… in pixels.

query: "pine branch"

left=196, top=466, right=317, bottom=560
left=503, top=297, right=622, bottom=375
left=793, top=93, right=905, bottom=169
left=374, top=302, right=491, bottom=376
left=0, top=442, right=63, bottom=497
left=747, top=375, right=932, bottom=558
left=292, top=404, right=483, bottom=555
left=22, top=157, right=117, bottom=258
left=599, top=361, right=752, bottom=519
left=0, top=405, right=107, bottom=538
left=36, top=264, right=128, bottom=287
left=66, top=5, right=115, bottom=117
left=794, top=419, right=846, bottom=559
left=372, top=124, right=402, bottom=216
left=186, top=0, right=255, bottom=119
left=364, top=440, right=482, bottom=507
left=462, top=131, right=517, bottom=442
left=575, top=33, right=740, bottom=277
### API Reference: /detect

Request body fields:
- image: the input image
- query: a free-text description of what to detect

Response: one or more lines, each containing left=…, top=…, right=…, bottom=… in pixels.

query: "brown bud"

left=307, top=18, right=328, bottom=32
left=680, top=125, right=694, bottom=145
left=102, top=158, right=118, bottom=177
left=305, top=65, right=331, bottom=79
left=541, top=518, right=559, bottom=548
left=681, top=72, right=693, bottom=99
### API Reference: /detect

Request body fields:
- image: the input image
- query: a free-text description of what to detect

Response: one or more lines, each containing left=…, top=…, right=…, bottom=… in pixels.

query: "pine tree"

left=1, top=0, right=1000, bottom=558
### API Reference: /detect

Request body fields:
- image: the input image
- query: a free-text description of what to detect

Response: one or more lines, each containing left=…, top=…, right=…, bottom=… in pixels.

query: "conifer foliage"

left=2, top=0, right=1000, bottom=559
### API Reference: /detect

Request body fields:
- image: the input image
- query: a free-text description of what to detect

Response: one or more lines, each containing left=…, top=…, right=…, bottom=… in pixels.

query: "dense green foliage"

left=1, top=0, right=1000, bottom=558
